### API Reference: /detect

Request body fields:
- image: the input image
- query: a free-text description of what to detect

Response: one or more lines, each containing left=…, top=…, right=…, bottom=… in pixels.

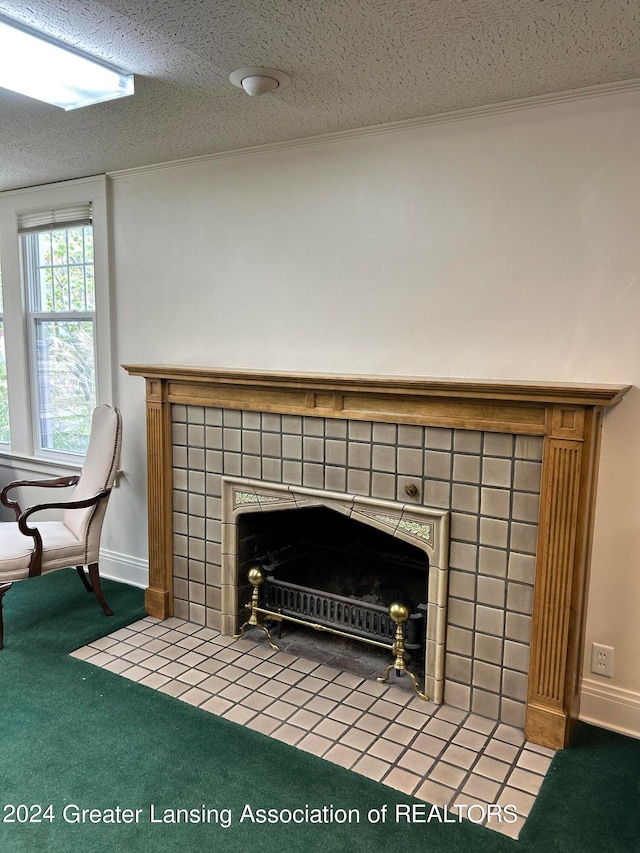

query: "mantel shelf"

left=122, top=364, right=630, bottom=409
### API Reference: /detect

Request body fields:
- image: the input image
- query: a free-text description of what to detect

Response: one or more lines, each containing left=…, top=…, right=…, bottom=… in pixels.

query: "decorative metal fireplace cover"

left=220, top=476, right=450, bottom=703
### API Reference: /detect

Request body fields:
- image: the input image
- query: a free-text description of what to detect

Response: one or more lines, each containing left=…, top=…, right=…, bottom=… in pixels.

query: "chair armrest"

left=1, top=476, right=80, bottom=521
left=18, top=488, right=111, bottom=577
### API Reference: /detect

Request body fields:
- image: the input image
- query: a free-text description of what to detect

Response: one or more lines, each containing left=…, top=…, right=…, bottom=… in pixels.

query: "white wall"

left=109, top=88, right=640, bottom=736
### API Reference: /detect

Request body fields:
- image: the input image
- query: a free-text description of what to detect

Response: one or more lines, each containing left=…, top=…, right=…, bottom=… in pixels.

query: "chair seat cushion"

left=0, top=522, right=82, bottom=581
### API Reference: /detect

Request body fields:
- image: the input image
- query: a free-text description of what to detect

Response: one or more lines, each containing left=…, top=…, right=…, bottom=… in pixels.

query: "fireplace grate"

left=263, top=576, right=425, bottom=651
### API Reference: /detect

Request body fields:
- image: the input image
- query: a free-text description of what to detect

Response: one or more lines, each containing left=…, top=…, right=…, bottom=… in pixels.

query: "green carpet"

left=1, top=570, right=638, bottom=852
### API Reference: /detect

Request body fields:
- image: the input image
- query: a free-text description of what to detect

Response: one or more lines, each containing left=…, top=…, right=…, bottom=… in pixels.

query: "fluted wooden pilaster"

left=143, top=378, right=173, bottom=618
left=525, top=406, right=599, bottom=748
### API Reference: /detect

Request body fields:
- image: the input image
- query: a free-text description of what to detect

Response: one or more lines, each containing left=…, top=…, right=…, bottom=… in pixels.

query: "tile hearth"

left=72, top=615, right=554, bottom=840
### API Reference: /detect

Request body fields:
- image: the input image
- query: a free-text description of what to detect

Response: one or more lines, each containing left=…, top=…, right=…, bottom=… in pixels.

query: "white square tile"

left=222, top=705, right=257, bottom=725
left=271, top=723, right=305, bottom=746
left=352, top=754, right=391, bottom=782
left=505, top=767, right=544, bottom=795
left=200, top=695, right=234, bottom=715
left=368, top=738, right=405, bottom=763
left=414, top=779, right=456, bottom=807
left=157, top=680, right=191, bottom=698
left=180, top=687, right=212, bottom=707
left=516, top=749, right=553, bottom=775
left=383, top=766, right=421, bottom=796
left=324, top=744, right=360, bottom=770
left=297, top=733, right=333, bottom=757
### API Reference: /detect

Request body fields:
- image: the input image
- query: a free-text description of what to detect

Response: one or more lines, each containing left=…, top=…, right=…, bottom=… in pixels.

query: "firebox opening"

left=237, top=505, right=430, bottom=673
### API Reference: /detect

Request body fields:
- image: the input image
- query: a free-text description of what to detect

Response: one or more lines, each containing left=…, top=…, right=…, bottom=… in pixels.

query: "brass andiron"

left=233, top=567, right=279, bottom=651
left=233, top=573, right=429, bottom=702
left=377, top=601, right=429, bottom=701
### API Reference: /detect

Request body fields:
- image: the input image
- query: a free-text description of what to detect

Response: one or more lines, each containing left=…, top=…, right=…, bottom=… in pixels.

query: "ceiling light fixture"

left=0, top=15, right=134, bottom=110
left=229, top=67, right=290, bottom=97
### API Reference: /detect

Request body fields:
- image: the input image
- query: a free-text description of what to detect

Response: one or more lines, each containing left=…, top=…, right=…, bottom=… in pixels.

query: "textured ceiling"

left=0, top=0, right=639, bottom=191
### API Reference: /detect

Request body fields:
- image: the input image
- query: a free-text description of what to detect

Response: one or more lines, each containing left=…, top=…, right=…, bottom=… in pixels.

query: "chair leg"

left=0, top=582, right=13, bottom=650
left=87, top=563, right=113, bottom=617
left=76, top=565, right=93, bottom=592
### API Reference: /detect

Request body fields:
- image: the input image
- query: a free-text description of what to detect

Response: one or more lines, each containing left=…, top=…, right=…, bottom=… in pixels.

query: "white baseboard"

left=99, top=549, right=148, bottom=590
left=580, top=677, right=640, bottom=740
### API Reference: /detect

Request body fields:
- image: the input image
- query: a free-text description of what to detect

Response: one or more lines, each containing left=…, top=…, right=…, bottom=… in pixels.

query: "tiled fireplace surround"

left=171, top=405, right=541, bottom=730
left=124, top=365, right=628, bottom=750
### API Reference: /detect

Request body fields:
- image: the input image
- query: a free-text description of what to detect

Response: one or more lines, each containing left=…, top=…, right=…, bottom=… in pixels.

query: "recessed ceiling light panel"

left=0, top=15, right=134, bottom=110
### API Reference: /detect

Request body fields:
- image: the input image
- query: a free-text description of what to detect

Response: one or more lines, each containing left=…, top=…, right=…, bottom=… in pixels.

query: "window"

left=21, top=209, right=96, bottom=453
left=0, top=177, right=112, bottom=464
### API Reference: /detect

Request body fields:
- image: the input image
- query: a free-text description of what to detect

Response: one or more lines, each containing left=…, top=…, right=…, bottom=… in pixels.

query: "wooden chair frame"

left=0, top=476, right=115, bottom=649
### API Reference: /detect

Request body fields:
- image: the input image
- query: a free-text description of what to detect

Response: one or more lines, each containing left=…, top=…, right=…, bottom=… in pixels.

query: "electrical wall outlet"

left=590, top=643, right=614, bottom=678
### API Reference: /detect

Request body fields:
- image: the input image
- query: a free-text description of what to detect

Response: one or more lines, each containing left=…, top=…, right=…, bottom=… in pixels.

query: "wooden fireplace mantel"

left=123, top=364, right=630, bottom=749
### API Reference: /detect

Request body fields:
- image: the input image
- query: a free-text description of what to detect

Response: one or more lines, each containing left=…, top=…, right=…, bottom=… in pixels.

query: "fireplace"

left=245, top=506, right=428, bottom=651
left=241, top=507, right=427, bottom=646
left=221, top=478, right=449, bottom=702
left=123, top=364, right=629, bottom=748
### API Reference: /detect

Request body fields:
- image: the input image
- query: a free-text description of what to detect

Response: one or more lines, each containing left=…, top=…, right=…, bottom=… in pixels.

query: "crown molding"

left=108, top=78, right=640, bottom=182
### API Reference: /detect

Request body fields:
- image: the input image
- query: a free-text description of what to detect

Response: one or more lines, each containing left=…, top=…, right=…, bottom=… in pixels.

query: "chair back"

left=63, top=406, right=122, bottom=560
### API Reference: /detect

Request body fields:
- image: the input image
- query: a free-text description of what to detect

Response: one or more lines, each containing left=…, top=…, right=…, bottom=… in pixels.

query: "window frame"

left=0, top=267, right=8, bottom=445
left=0, top=176, right=113, bottom=467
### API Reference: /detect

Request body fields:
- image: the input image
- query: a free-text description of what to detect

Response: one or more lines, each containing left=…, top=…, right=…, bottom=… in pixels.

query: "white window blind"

left=17, top=202, right=92, bottom=234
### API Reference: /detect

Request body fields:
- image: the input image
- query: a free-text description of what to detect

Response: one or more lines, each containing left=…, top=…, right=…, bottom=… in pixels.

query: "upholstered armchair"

left=0, top=405, right=122, bottom=648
